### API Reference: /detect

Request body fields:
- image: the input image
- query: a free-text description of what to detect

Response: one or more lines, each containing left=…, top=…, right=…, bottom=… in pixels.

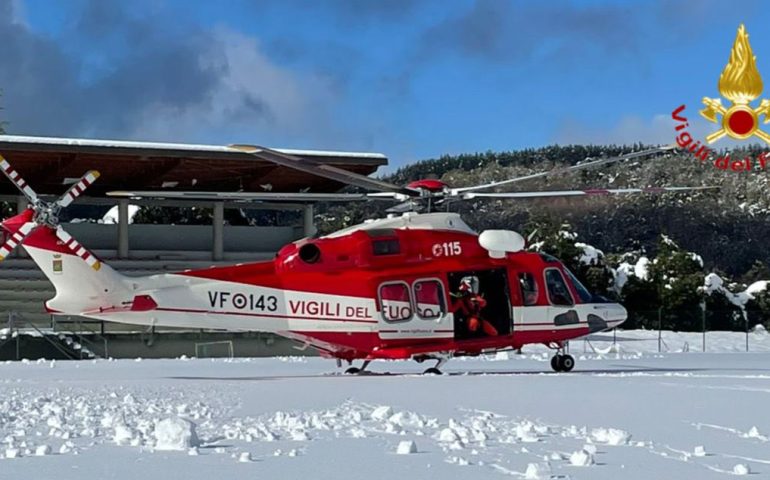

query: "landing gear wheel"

left=423, top=367, right=443, bottom=375
left=559, top=354, right=575, bottom=372
left=344, top=360, right=371, bottom=375
left=550, top=355, right=561, bottom=372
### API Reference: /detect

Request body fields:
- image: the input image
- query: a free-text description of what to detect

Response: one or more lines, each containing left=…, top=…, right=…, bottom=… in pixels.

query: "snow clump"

left=396, top=440, right=418, bottom=454
left=153, top=417, right=200, bottom=451
left=590, top=427, right=630, bottom=445
left=524, top=462, right=552, bottom=479
left=570, top=449, right=595, bottom=466
left=733, top=464, right=750, bottom=475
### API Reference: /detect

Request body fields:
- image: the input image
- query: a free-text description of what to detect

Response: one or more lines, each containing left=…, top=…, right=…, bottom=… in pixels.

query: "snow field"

left=1, top=332, right=770, bottom=479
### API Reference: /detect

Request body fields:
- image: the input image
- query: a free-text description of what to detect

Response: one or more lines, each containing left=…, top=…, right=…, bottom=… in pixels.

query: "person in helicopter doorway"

left=452, top=276, right=498, bottom=337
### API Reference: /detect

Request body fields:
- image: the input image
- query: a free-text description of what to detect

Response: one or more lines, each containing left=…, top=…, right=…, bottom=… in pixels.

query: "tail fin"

left=2, top=217, right=131, bottom=314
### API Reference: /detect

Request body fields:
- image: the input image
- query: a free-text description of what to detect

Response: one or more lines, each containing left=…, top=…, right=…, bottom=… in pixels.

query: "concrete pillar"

left=212, top=202, right=224, bottom=261
left=16, top=196, right=29, bottom=258
left=117, top=199, right=130, bottom=259
left=303, top=204, right=316, bottom=238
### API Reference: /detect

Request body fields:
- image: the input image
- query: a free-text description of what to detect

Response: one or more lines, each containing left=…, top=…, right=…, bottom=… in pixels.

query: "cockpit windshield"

left=564, top=268, right=593, bottom=303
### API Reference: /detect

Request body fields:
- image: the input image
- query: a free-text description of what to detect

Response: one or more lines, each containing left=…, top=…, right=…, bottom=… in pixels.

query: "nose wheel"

left=550, top=354, right=575, bottom=372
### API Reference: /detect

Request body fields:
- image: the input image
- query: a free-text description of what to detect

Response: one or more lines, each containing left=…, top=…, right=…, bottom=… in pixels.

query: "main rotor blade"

left=0, top=221, right=36, bottom=261
left=0, top=156, right=39, bottom=204
left=462, top=185, right=717, bottom=200
left=57, top=170, right=100, bottom=208
left=229, top=144, right=417, bottom=196
left=106, top=190, right=406, bottom=202
left=452, top=145, right=677, bottom=195
left=55, top=226, right=101, bottom=271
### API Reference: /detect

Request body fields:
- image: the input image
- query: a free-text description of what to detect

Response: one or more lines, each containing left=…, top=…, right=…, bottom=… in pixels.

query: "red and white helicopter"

left=0, top=144, right=710, bottom=374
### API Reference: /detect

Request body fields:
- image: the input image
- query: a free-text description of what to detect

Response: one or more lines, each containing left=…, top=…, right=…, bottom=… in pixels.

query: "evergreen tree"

left=741, top=260, right=770, bottom=284
left=746, top=290, right=770, bottom=330
left=618, top=275, right=660, bottom=329
left=524, top=217, right=613, bottom=296
left=649, top=235, right=705, bottom=331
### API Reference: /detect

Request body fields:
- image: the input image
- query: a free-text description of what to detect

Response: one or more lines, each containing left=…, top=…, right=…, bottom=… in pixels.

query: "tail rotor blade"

left=54, top=226, right=102, bottom=271
left=0, top=156, right=39, bottom=204
left=0, top=222, right=37, bottom=261
left=57, top=170, right=100, bottom=208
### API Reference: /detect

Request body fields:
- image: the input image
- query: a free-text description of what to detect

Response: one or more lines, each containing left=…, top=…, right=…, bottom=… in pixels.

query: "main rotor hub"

left=31, top=201, right=61, bottom=228
left=407, top=179, right=449, bottom=196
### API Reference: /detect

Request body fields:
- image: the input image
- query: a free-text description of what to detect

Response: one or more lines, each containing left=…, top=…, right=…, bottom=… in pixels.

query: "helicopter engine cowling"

left=478, top=230, right=526, bottom=258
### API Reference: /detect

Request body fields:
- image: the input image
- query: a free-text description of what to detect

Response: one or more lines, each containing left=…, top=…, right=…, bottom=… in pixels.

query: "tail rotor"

left=0, top=154, right=102, bottom=269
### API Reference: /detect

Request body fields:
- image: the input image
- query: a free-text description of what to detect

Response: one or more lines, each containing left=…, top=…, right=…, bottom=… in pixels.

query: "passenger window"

left=379, top=283, right=413, bottom=322
left=518, top=272, right=539, bottom=306
left=414, top=279, right=446, bottom=319
left=545, top=269, right=574, bottom=306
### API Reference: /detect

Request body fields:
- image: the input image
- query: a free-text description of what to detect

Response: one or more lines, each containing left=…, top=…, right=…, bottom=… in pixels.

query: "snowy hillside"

left=2, top=330, right=770, bottom=479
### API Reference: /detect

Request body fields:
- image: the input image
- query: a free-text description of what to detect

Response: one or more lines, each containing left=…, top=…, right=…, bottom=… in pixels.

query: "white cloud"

left=124, top=28, right=339, bottom=144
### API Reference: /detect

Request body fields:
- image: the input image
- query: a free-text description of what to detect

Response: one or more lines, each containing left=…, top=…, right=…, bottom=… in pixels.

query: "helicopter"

left=0, top=143, right=712, bottom=374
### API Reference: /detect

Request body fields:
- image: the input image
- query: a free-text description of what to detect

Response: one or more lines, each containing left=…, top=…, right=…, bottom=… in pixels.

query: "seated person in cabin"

left=519, top=273, right=539, bottom=306
left=452, top=276, right=498, bottom=336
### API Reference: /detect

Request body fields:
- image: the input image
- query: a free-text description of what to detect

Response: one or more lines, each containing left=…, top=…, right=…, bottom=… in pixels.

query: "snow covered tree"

left=525, top=218, right=582, bottom=270
left=615, top=266, right=659, bottom=330
left=746, top=290, right=770, bottom=330
left=525, top=218, right=613, bottom=295
left=741, top=260, right=770, bottom=284
left=648, top=235, right=705, bottom=331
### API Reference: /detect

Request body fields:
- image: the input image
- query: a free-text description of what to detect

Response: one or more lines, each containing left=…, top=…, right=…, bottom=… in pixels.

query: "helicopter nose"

left=606, top=303, right=628, bottom=327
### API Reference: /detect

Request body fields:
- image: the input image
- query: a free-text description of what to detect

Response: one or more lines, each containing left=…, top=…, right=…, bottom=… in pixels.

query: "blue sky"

left=0, top=0, right=767, bottom=167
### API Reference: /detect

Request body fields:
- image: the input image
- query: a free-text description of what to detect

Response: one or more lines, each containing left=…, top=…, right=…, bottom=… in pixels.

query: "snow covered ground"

left=2, top=329, right=770, bottom=479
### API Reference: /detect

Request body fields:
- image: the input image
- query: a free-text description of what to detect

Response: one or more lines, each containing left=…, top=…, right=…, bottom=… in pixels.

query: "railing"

left=50, top=315, right=109, bottom=358
left=7, top=311, right=78, bottom=360
left=2, top=311, right=111, bottom=360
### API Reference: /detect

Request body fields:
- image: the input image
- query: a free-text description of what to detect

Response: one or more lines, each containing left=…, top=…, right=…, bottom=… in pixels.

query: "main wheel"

left=558, top=354, right=575, bottom=372
left=550, top=355, right=562, bottom=372
left=345, top=367, right=361, bottom=375
left=423, top=367, right=443, bottom=375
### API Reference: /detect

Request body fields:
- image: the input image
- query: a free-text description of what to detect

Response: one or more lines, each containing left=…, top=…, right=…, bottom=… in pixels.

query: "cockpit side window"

left=518, top=272, right=539, bottom=306
left=544, top=268, right=574, bottom=306
left=565, top=268, right=593, bottom=303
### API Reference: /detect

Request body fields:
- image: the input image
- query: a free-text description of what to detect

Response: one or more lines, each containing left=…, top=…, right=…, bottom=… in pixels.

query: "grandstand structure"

left=0, top=135, right=387, bottom=359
